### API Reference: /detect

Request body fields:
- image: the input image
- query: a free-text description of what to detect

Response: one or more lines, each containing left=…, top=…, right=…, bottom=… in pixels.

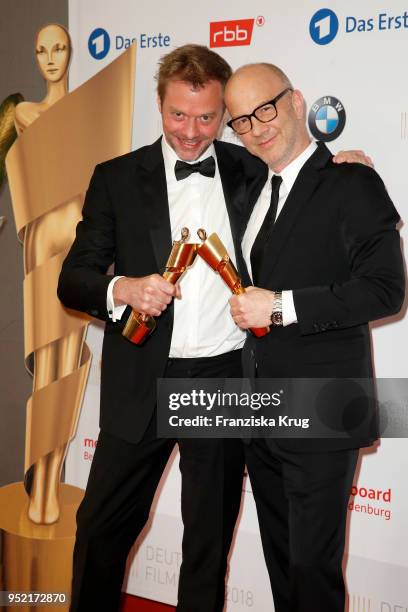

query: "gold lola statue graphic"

left=10, top=24, right=90, bottom=525
left=0, top=23, right=135, bottom=600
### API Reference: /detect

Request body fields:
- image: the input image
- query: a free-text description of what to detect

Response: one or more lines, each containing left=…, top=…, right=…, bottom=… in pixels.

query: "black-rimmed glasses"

left=227, top=87, right=293, bottom=135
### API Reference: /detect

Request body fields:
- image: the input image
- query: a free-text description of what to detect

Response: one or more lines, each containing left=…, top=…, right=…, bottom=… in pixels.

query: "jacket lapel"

left=215, top=141, right=246, bottom=243
left=135, top=137, right=172, bottom=273
left=258, top=142, right=332, bottom=286
left=215, top=141, right=250, bottom=283
left=215, top=140, right=267, bottom=286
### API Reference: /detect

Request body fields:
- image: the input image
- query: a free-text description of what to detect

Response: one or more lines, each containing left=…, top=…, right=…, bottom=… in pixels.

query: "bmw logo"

left=88, top=28, right=111, bottom=60
left=308, top=96, right=346, bottom=142
left=309, top=8, right=339, bottom=45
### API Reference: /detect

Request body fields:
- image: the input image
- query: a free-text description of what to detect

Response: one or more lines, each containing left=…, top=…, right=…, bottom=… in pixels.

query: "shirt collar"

left=161, top=136, right=217, bottom=176
left=269, top=141, right=318, bottom=194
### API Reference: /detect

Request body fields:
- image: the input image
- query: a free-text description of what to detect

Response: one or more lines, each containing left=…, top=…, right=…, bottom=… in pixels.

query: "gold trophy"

left=122, top=228, right=199, bottom=344
left=196, top=230, right=270, bottom=338
left=1, top=24, right=135, bottom=609
left=13, top=24, right=88, bottom=528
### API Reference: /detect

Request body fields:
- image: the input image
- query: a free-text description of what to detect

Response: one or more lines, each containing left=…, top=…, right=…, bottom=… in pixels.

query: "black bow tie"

left=174, top=156, right=216, bottom=181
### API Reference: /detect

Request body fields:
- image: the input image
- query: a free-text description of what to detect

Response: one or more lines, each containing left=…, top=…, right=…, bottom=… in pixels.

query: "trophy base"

left=0, top=482, right=84, bottom=611
left=251, top=326, right=270, bottom=337
left=122, top=311, right=156, bottom=344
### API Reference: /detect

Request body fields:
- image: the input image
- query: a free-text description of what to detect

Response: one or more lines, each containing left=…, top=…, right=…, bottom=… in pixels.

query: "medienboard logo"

left=348, top=485, right=392, bottom=521
left=210, top=18, right=257, bottom=48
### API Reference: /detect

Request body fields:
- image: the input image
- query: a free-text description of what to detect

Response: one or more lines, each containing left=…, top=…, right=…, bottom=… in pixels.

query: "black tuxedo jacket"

left=58, top=138, right=265, bottom=443
left=241, top=142, right=405, bottom=450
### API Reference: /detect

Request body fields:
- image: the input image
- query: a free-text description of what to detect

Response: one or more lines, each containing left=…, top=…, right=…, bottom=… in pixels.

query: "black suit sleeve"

left=57, top=164, right=116, bottom=321
left=293, top=166, right=405, bottom=335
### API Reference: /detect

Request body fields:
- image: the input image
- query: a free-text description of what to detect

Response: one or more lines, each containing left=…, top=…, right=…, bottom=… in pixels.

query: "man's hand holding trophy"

left=122, top=227, right=269, bottom=345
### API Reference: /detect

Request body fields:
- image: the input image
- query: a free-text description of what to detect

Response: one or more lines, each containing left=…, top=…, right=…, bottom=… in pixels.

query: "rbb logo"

left=210, top=19, right=255, bottom=48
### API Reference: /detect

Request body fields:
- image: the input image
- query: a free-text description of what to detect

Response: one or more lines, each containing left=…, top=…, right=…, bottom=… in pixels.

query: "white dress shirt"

left=107, top=137, right=246, bottom=357
left=242, top=141, right=318, bottom=326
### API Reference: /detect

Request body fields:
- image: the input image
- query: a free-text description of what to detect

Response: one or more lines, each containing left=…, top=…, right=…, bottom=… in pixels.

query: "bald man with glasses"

left=225, top=63, right=404, bottom=612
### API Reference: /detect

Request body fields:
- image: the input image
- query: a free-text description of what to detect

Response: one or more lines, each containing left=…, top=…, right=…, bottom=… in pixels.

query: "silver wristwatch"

left=271, top=291, right=283, bottom=327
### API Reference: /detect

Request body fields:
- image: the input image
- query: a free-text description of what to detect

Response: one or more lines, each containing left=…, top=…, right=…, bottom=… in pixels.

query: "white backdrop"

left=66, top=1, right=408, bottom=609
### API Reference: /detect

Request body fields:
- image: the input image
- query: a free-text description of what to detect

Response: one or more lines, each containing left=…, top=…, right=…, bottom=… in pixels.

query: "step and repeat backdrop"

left=66, top=1, right=408, bottom=610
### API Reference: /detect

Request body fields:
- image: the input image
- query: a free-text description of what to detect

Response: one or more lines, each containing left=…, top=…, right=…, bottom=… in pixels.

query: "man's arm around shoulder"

left=294, top=164, right=405, bottom=334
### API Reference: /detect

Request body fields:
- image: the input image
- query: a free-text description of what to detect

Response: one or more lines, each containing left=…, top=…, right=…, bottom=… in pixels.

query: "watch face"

left=271, top=311, right=283, bottom=326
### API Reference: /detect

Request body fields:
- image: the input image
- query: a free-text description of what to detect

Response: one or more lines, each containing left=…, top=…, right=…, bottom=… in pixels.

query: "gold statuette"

left=1, top=24, right=136, bottom=606
left=5, top=24, right=135, bottom=527
left=196, top=230, right=270, bottom=338
left=122, top=228, right=198, bottom=344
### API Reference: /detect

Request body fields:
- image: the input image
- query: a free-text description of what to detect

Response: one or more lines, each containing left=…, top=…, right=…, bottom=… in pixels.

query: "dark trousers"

left=245, top=439, right=358, bottom=612
left=70, top=350, right=245, bottom=612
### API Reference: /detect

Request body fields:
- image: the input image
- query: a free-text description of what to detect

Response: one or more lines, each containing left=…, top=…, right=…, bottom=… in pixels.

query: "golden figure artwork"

left=6, top=24, right=135, bottom=532
left=1, top=25, right=135, bottom=598
left=12, top=24, right=90, bottom=525
left=0, top=93, right=24, bottom=229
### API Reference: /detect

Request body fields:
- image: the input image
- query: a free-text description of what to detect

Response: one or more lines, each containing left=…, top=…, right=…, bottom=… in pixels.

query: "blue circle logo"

left=308, top=96, right=346, bottom=142
left=309, top=9, right=339, bottom=45
left=88, top=28, right=110, bottom=59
